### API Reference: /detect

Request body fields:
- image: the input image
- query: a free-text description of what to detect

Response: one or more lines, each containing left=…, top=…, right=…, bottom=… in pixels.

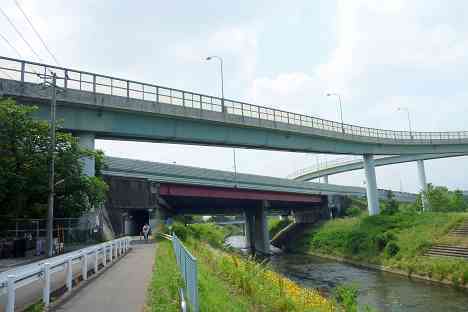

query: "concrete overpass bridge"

left=101, top=156, right=416, bottom=254
left=1, top=55, right=466, bottom=217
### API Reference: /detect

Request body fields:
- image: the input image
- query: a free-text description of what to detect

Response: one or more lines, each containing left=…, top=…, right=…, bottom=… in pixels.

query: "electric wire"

left=0, top=31, right=23, bottom=57
left=14, top=0, right=60, bottom=65
left=0, top=6, right=43, bottom=63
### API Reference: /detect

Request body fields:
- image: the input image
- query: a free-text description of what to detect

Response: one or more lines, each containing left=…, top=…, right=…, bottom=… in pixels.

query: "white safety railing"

left=288, top=155, right=390, bottom=179
left=1, top=55, right=468, bottom=145
left=0, top=237, right=131, bottom=312
left=171, top=234, right=198, bottom=312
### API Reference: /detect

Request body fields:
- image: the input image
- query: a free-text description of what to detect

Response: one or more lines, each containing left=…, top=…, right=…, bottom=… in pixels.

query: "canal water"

left=226, top=236, right=468, bottom=312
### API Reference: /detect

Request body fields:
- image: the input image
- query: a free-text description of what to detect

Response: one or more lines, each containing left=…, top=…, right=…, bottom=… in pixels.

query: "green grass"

left=148, top=239, right=254, bottom=311
left=147, top=239, right=183, bottom=312
left=291, top=212, right=468, bottom=286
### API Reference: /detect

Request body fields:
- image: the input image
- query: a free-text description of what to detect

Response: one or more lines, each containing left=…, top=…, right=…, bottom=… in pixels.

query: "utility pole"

left=46, top=73, right=57, bottom=258
left=233, top=148, right=238, bottom=187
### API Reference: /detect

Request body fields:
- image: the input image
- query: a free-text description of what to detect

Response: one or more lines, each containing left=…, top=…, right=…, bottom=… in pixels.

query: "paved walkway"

left=54, top=243, right=155, bottom=312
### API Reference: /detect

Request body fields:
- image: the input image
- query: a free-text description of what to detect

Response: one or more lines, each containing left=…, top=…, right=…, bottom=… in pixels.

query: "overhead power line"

left=14, top=0, right=60, bottom=65
left=0, top=31, right=23, bottom=57
left=0, top=6, right=43, bottom=62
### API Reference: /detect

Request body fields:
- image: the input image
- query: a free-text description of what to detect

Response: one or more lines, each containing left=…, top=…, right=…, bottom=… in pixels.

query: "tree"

left=382, top=190, right=399, bottom=215
left=0, top=98, right=108, bottom=219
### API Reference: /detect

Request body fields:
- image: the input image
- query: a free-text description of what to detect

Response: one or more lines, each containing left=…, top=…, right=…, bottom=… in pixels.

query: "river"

left=226, top=236, right=468, bottom=312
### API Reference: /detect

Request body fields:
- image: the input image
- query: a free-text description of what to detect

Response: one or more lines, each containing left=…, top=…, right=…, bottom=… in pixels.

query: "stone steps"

left=425, top=245, right=468, bottom=259
left=425, top=220, right=468, bottom=260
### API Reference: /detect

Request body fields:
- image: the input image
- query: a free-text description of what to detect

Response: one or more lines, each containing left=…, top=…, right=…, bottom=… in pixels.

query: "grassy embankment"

left=147, top=223, right=337, bottom=311
left=291, top=211, right=468, bottom=287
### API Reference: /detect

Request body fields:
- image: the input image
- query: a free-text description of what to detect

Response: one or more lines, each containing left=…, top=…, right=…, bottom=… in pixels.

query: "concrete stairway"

left=425, top=221, right=468, bottom=260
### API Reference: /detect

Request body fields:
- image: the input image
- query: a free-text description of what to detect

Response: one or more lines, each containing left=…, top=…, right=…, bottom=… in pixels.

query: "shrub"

left=374, top=232, right=396, bottom=251
left=172, top=222, right=190, bottom=241
left=334, top=283, right=359, bottom=312
left=462, top=269, right=468, bottom=285
left=384, top=242, right=400, bottom=258
left=345, top=206, right=361, bottom=217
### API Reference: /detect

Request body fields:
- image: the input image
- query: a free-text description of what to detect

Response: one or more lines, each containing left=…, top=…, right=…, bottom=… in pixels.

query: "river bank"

left=287, top=212, right=468, bottom=290
left=269, top=252, right=468, bottom=312
left=149, top=224, right=337, bottom=311
left=304, top=250, right=468, bottom=290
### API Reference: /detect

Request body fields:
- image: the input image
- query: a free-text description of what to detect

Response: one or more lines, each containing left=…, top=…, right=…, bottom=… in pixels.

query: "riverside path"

left=54, top=243, right=155, bottom=312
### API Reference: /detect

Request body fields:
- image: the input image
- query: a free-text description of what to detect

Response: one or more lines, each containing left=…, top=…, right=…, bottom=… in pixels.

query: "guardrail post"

left=82, top=253, right=88, bottom=281
left=64, top=69, right=68, bottom=89
left=93, top=75, right=96, bottom=93
left=42, top=262, right=51, bottom=305
left=103, top=245, right=108, bottom=267
left=67, top=257, right=73, bottom=292
left=6, top=275, right=16, bottom=312
left=20, top=62, right=25, bottom=82
left=94, top=248, right=99, bottom=273
left=110, top=244, right=113, bottom=262
left=126, top=81, right=130, bottom=98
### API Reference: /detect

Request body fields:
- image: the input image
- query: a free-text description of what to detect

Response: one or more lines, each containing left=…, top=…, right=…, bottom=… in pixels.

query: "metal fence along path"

left=171, top=234, right=198, bottom=312
left=1, top=55, right=468, bottom=145
left=0, top=237, right=130, bottom=312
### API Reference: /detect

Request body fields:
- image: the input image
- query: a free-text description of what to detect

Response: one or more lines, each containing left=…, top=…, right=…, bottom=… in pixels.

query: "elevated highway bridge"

left=101, top=156, right=416, bottom=254
left=1, top=55, right=465, bottom=218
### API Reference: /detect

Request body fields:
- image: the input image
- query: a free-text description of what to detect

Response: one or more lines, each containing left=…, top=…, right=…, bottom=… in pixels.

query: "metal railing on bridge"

left=0, top=237, right=130, bottom=312
left=287, top=155, right=390, bottom=179
left=1, top=55, right=468, bottom=145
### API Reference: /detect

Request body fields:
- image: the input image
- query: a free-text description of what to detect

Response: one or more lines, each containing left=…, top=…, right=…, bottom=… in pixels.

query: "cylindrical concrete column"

left=323, top=175, right=329, bottom=184
left=363, top=154, right=379, bottom=216
left=77, top=132, right=95, bottom=177
left=417, top=160, right=429, bottom=211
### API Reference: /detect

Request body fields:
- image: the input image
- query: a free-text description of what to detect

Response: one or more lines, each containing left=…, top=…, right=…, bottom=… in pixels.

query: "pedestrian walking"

left=142, top=224, right=150, bottom=241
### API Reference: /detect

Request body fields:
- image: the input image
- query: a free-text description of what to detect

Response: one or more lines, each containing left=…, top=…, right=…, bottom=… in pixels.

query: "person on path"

left=142, top=224, right=150, bottom=241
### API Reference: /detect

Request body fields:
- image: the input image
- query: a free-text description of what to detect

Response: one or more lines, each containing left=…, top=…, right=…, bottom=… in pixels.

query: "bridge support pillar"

left=417, top=160, right=429, bottom=211
left=77, top=132, right=95, bottom=176
left=323, top=175, right=329, bottom=184
left=363, top=154, right=379, bottom=215
left=244, top=201, right=270, bottom=255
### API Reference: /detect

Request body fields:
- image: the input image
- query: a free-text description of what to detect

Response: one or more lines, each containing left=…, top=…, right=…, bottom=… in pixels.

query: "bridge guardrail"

left=287, top=155, right=390, bottom=179
left=0, top=237, right=130, bottom=312
left=1, top=55, right=468, bottom=145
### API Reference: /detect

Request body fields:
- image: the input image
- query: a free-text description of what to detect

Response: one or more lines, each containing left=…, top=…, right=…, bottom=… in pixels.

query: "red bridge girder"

left=158, top=183, right=323, bottom=204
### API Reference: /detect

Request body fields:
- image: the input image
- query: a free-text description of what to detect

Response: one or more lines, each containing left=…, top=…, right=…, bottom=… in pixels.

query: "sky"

left=1, top=0, right=468, bottom=193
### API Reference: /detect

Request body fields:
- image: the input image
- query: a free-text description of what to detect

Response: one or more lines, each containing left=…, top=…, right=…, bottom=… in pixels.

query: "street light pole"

left=326, top=93, right=344, bottom=133
left=397, top=107, right=413, bottom=139
left=206, top=56, right=237, bottom=185
left=46, top=73, right=57, bottom=258
left=206, top=56, right=224, bottom=113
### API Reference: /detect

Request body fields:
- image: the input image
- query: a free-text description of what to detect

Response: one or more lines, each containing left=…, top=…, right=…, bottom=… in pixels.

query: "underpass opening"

left=125, top=209, right=149, bottom=236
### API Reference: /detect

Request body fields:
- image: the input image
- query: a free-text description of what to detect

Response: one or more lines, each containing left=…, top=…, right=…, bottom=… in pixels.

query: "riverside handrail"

left=171, top=234, right=198, bottom=312
left=0, top=55, right=467, bottom=144
left=0, top=237, right=130, bottom=312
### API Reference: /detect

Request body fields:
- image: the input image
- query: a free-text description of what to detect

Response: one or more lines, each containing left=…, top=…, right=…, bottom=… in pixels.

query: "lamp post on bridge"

left=326, top=93, right=345, bottom=133
left=397, top=107, right=413, bottom=139
left=205, top=55, right=238, bottom=186
left=205, top=55, right=224, bottom=113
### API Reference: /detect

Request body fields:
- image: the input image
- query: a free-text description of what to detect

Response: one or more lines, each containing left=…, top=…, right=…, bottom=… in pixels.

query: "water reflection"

left=226, top=236, right=468, bottom=312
